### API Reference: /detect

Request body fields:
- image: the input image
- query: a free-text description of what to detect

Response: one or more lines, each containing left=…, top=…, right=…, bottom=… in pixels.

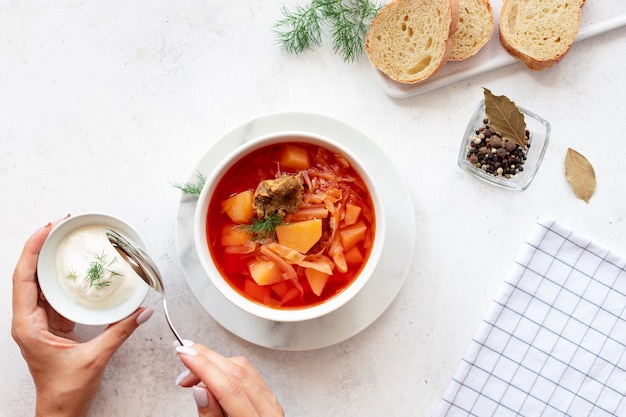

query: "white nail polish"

left=172, top=339, right=195, bottom=348
left=175, top=368, right=191, bottom=386
left=193, top=386, right=209, bottom=408
left=176, top=346, right=198, bottom=356
left=136, top=308, right=154, bottom=326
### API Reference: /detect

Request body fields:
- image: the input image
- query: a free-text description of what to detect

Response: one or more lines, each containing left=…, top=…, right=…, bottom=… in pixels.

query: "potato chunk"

left=339, top=220, right=367, bottom=251
left=280, top=144, right=310, bottom=170
left=344, top=246, right=364, bottom=265
left=220, top=224, right=252, bottom=246
left=275, top=219, right=322, bottom=254
left=221, top=190, right=254, bottom=224
left=244, top=278, right=272, bottom=302
left=305, top=268, right=329, bottom=296
left=344, top=203, right=361, bottom=226
left=249, top=261, right=282, bottom=286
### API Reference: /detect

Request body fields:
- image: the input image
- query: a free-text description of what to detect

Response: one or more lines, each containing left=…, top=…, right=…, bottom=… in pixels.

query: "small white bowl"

left=38, top=213, right=150, bottom=325
left=194, top=131, right=385, bottom=322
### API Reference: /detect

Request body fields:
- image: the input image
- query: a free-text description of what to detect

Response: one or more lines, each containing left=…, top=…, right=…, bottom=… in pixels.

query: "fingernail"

left=36, top=222, right=52, bottom=232
left=192, top=386, right=209, bottom=408
left=38, top=214, right=70, bottom=231
left=175, top=368, right=191, bottom=386
left=173, top=339, right=195, bottom=348
left=176, top=346, right=198, bottom=356
left=136, top=308, right=154, bottom=325
left=55, top=214, right=71, bottom=223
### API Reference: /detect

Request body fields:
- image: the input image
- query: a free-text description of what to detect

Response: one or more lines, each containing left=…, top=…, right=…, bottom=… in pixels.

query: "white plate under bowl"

left=176, top=112, right=415, bottom=351
left=38, top=213, right=150, bottom=326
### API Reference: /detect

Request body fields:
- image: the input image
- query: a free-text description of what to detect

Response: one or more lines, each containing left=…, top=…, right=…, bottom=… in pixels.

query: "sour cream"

left=56, top=225, right=143, bottom=309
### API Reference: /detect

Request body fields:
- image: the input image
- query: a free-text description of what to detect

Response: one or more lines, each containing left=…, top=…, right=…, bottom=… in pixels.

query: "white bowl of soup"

left=37, top=213, right=150, bottom=325
left=194, top=132, right=385, bottom=322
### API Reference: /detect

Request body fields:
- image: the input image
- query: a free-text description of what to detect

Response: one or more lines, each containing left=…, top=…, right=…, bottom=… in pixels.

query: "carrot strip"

left=285, top=206, right=329, bottom=222
left=265, top=242, right=334, bottom=275
left=224, top=241, right=257, bottom=254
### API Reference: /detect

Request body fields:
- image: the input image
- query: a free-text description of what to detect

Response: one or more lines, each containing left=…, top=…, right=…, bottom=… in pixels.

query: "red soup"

left=205, top=140, right=376, bottom=309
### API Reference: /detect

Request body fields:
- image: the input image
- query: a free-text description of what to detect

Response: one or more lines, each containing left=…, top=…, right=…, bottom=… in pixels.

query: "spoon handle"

left=162, top=296, right=184, bottom=345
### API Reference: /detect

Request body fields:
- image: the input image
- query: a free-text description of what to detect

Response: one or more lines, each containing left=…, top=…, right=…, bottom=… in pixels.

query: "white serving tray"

left=373, top=0, right=626, bottom=98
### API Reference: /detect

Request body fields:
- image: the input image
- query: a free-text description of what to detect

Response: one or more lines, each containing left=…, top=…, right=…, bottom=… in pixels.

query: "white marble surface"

left=2, top=1, right=625, bottom=416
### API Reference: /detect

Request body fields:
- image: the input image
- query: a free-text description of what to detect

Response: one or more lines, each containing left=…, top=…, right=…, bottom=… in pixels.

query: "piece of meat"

left=253, top=173, right=304, bottom=219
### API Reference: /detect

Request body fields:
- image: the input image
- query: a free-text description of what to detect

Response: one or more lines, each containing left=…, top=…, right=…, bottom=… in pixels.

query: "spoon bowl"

left=106, top=229, right=183, bottom=345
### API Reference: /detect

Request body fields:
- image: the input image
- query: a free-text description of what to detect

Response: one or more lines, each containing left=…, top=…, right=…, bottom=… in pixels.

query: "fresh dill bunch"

left=325, top=0, right=382, bottom=62
left=86, top=261, right=108, bottom=289
left=86, top=251, right=119, bottom=290
left=172, top=171, right=207, bottom=196
left=274, top=0, right=383, bottom=63
left=237, top=213, right=285, bottom=242
left=274, top=1, right=328, bottom=54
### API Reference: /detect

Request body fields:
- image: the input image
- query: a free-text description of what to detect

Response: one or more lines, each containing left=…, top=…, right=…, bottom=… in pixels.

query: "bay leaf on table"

left=483, top=88, right=527, bottom=149
left=565, top=148, right=596, bottom=203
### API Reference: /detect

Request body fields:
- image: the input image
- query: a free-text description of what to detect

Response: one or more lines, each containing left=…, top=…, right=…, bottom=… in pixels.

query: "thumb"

left=88, top=307, right=154, bottom=361
left=192, top=385, right=225, bottom=417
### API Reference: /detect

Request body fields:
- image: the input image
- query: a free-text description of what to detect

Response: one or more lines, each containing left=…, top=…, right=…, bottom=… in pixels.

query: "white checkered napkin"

left=433, top=218, right=626, bottom=417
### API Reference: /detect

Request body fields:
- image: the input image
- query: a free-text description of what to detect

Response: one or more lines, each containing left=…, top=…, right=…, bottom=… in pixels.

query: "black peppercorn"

left=466, top=117, right=531, bottom=179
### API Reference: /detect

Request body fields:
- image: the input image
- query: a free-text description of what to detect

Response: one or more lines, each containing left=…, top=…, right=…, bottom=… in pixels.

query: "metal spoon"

left=106, top=228, right=183, bottom=345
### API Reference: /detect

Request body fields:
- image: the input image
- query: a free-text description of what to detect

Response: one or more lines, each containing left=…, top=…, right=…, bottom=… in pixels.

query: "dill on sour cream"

left=56, top=225, right=143, bottom=309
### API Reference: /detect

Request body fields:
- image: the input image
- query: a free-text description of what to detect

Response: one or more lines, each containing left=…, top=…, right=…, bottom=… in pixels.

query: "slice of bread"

left=449, top=0, right=494, bottom=61
left=365, top=0, right=459, bottom=84
left=499, top=0, right=585, bottom=70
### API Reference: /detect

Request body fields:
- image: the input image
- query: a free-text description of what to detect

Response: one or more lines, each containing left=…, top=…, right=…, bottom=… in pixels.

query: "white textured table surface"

left=2, top=2, right=625, bottom=416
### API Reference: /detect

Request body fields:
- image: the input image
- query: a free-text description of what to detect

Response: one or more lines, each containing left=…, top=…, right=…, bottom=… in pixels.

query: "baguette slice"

left=449, top=0, right=494, bottom=61
left=366, top=0, right=459, bottom=84
left=499, top=0, right=585, bottom=70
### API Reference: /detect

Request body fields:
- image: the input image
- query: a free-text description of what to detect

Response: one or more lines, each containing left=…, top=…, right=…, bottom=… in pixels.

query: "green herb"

left=274, top=0, right=383, bottom=63
left=172, top=171, right=206, bottom=196
left=237, top=213, right=285, bottom=242
left=85, top=251, right=120, bottom=290
left=67, top=269, right=78, bottom=281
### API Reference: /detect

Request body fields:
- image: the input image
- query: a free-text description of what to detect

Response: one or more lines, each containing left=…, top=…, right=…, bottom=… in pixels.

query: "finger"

left=188, top=344, right=268, bottom=387
left=43, top=299, right=77, bottom=339
left=12, top=215, right=69, bottom=320
left=176, top=369, right=202, bottom=387
left=176, top=346, right=259, bottom=416
left=190, top=347, right=283, bottom=417
left=192, top=385, right=225, bottom=417
left=12, top=223, right=55, bottom=319
left=189, top=345, right=278, bottom=408
left=227, top=357, right=284, bottom=417
left=86, top=307, right=154, bottom=362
